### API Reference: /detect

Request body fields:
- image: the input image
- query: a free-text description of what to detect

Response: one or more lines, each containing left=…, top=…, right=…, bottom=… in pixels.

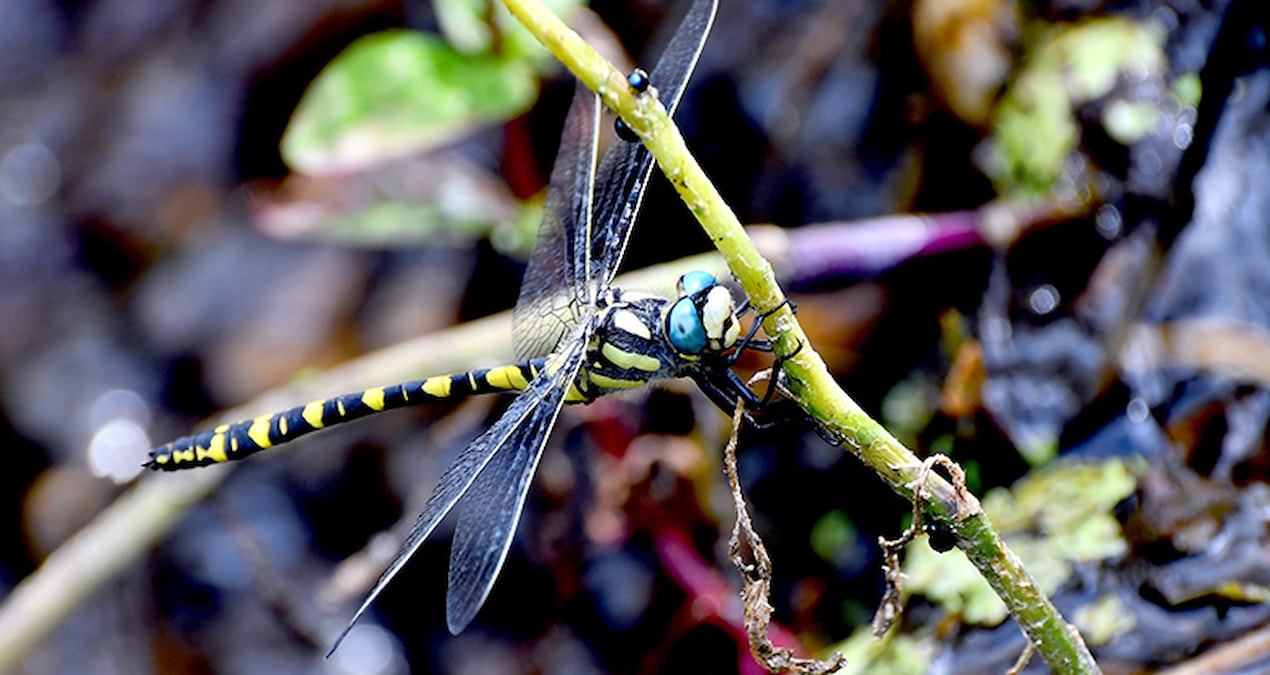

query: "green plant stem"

left=500, top=0, right=1101, bottom=672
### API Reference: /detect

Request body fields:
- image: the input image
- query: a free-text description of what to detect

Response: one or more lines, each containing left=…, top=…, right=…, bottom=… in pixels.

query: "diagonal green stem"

left=499, top=0, right=1101, bottom=672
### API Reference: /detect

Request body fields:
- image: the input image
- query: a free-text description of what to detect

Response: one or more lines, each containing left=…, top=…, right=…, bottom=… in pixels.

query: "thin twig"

left=1009, top=641, right=1038, bottom=675
left=873, top=454, right=980, bottom=637
left=724, top=371, right=846, bottom=674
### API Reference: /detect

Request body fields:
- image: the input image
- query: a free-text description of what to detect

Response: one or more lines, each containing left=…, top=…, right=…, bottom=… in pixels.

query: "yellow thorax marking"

left=601, top=342, right=662, bottom=373
left=588, top=372, right=646, bottom=390
left=611, top=309, right=652, bottom=340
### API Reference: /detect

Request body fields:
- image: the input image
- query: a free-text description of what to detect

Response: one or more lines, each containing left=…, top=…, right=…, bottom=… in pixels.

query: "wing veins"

left=327, top=335, right=588, bottom=654
left=586, top=0, right=719, bottom=295
left=444, top=387, right=563, bottom=633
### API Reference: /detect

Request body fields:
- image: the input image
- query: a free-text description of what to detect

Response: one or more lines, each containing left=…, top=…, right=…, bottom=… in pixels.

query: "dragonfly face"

left=666, top=271, right=743, bottom=355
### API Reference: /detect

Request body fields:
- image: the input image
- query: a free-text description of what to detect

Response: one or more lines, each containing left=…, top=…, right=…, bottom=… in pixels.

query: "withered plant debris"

left=724, top=373, right=847, bottom=674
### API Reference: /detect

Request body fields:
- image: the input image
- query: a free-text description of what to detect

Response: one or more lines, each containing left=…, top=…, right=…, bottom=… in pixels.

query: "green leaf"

left=253, top=153, right=539, bottom=255
left=282, top=30, right=539, bottom=175
left=904, top=458, right=1140, bottom=626
left=986, top=17, right=1167, bottom=194
left=829, top=630, right=934, bottom=675
left=810, top=510, right=859, bottom=565
left=435, top=0, right=497, bottom=53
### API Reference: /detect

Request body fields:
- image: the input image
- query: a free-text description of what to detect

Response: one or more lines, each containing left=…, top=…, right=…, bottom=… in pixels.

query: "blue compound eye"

left=678, top=270, right=718, bottom=297
left=666, top=297, right=707, bottom=354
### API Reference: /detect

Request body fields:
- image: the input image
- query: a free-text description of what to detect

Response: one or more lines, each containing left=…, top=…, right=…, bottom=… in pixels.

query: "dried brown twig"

left=874, top=454, right=980, bottom=637
left=723, top=371, right=846, bottom=675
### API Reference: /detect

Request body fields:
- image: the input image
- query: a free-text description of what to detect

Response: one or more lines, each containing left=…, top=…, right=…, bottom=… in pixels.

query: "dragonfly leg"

left=728, top=297, right=797, bottom=363
left=695, top=369, right=790, bottom=431
left=759, top=337, right=803, bottom=408
left=615, top=68, right=653, bottom=142
left=694, top=338, right=804, bottom=430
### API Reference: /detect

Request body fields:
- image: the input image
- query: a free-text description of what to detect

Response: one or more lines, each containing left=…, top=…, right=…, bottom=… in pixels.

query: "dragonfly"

left=146, top=0, right=753, bottom=652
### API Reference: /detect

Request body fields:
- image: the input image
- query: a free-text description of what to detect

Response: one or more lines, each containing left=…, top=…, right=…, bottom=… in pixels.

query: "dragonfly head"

left=665, top=271, right=741, bottom=355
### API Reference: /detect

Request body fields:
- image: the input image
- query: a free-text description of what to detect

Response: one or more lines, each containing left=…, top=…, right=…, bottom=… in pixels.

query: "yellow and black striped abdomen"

left=147, top=360, right=547, bottom=471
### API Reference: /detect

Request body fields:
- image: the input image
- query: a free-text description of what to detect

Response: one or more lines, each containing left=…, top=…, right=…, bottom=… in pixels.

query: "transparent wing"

left=327, top=330, right=588, bottom=654
left=513, top=85, right=600, bottom=360
left=583, top=0, right=719, bottom=298
left=444, top=382, right=563, bottom=633
left=513, top=0, right=718, bottom=359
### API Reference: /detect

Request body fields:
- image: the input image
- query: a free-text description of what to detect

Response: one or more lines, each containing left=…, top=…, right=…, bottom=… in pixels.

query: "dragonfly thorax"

left=574, top=272, right=740, bottom=400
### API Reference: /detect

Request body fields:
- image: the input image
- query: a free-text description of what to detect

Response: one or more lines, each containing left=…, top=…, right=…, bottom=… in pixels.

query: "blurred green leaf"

left=1102, top=99, right=1161, bottom=145
left=435, top=0, right=579, bottom=59
left=904, top=458, right=1139, bottom=626
left=1172, top=73, right=1202, bottom=107
left=435, top=0, right=497, bottom=53
left=253, top=152, right=540, bottom=256
left=812, top=452, right=1139, bottom=672
left=830, top=629, right=934, bottom=675
left=986, top=17, right=1167, bottom=194
left=880, top=373, right=940, bottom=447
left=282, top=30, right=539, bottom=175
left=1055, top=19, right=1165, bottom=102
left=1072, top=593, right=1136, bottom=645
left=811, top=510, right=859, bottom=566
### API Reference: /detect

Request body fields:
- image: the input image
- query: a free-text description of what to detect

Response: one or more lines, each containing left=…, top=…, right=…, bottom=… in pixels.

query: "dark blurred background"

left=1, top=0, right=1268, bottom=673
